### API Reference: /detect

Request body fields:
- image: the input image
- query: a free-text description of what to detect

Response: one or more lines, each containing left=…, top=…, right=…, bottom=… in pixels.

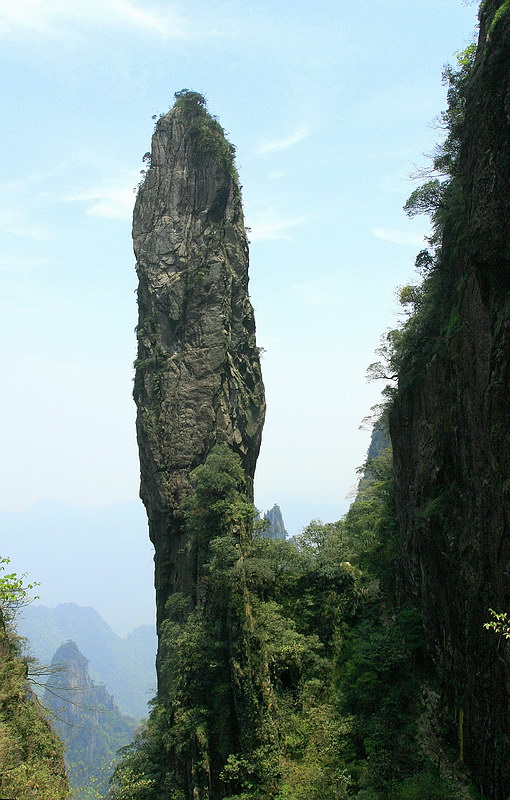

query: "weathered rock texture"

left=133, top=93, right=265, bottom=631
left=390, top=4, right=510, bottom=797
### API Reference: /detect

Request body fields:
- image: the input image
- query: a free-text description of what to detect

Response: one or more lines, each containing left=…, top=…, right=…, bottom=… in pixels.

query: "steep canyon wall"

left=390, top=3, right=510, bottom=796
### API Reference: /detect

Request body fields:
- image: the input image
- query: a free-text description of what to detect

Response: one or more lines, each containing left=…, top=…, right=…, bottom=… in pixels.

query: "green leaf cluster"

left=0, top=557, right=39, bottom=621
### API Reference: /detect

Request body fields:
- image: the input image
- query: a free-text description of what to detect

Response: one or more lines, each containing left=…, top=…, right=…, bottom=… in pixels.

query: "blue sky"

left=1, top=0, right=479, bottom=535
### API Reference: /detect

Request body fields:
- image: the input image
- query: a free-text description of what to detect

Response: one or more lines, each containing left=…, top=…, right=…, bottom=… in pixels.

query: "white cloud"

left=0, top=0, right=192, bottom=39
left=258, top=127, right=309, bottom=155
left=249, top=214, right=308, bottom=242
left=269, top=170, right=285, bottom=179
left=87, top=192, right=136, bottom=219
left=372, top=226, right=425, bottom=247
left=60, top=181, right=137, bottom=220
left=0, top=172, right=55, bottom=239
left=0, top=206, right=52, bottom=240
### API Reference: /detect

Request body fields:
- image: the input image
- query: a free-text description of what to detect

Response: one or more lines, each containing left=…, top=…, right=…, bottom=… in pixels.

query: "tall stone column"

left=133, top=91, right=265, bottom=637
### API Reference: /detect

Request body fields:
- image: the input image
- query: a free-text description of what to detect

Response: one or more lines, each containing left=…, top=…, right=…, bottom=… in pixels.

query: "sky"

left=1, top=0, right=479, bottom=544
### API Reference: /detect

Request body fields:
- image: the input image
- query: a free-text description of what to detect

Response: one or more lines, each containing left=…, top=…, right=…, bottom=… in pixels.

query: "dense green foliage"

left=110, top=444, right=471, bottom=799
left=0, top=566, right=69, bottom=799
left=172, top=89, right=237, bottom=172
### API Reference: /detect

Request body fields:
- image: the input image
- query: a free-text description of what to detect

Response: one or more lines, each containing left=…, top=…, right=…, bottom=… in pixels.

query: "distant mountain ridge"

left=19, top=602, right=156, bottom=719
left=0, top=498, right=154, bottom=635
left=44, top=639, right=136, bottom=799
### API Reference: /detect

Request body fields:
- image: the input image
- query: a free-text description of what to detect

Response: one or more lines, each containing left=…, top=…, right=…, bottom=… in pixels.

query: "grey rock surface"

left=133, top=93, right=266, bottom=630
left=263, top=504, right=288, bottom=540
left=44, top=640, right=136, bottom=799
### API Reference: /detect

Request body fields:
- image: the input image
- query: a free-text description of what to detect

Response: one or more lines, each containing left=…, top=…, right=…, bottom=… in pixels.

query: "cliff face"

left=390, top=4, right=510, bottom=797
left=133, top=92, right=265, bottom=630
left=44, top=640, right=135, bottom=798
left=19, top=602, right=156, bottom=719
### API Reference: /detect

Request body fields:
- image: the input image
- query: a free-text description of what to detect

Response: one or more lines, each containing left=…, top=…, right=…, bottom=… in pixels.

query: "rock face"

left=390, top=5, right=510, bottom=797
left=263, top=504, right=288, bottom=539
left=44, top=640, right=135, bottom=799
left=133, top=92, right=265, bottom=633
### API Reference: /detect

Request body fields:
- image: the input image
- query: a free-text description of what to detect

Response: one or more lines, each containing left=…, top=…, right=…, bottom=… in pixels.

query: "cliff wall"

left=133, top=92, right=265, bottom=631
left=44, top=640, right=135, bottom=798
left=390, top=3, right=510, bottom=796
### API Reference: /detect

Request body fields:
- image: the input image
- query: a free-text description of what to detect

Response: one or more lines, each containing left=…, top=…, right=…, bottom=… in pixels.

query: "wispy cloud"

left=258, top=127, right=309, bottom=155
left=0, top=206, right=52, bottom=240
left=61, top=184, right=136, bottom=220
left=0, top=0, right=193, bottom=39
left=0, top=172, right=55, bottom=239
left=372, top=227, right=425, bottom=247
left=269, top=170, right=285, bottom=180
left=249, top=214, right=308, bottom=242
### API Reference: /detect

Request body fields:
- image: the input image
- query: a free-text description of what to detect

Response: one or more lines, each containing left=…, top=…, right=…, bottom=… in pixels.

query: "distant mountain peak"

left=263, top=504, right=288, bottom=540
left=44, top=639, right=136, bottom=799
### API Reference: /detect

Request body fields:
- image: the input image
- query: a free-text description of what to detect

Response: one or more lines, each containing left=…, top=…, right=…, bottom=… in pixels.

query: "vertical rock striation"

left=390, top=4, right=510, bottom=796
left=133, top=91, right=265, bottom=635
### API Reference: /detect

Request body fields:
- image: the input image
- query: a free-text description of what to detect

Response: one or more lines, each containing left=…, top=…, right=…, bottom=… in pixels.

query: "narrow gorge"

left=5, top=3, right=510, bottom=800
left=390, top=2, right=510, bottom=796
left=117, top=4, right=510, bottom=798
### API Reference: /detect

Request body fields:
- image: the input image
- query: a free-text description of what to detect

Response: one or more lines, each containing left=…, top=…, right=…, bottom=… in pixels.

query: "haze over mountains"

left=1, top=498, right=154, bottom=635
left=19, top=602, right=156, bottom=719
left=2, top=498, right=346, bottom=636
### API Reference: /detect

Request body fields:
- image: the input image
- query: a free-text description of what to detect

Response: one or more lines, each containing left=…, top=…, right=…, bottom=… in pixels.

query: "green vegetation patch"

left=173, top=89, right=237, bottom=174
left=110, top=444, right=473, bottom=799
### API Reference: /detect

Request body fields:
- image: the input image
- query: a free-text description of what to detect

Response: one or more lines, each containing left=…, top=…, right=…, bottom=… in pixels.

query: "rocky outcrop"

left=44, top=640, right=135, bottom=799
left=390, top=4, right=510, bottom=796
left=263, top=504, right=288, bottom=539
left=19, top=602, right=156, bottom=719
left=133, top=91, right=265, bottom=632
